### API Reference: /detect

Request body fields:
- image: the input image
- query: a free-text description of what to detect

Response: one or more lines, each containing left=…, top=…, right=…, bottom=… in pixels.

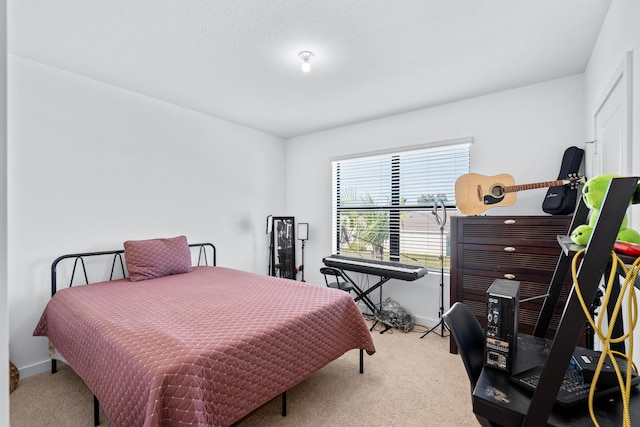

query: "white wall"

left=584, top=1, right=640, bottom=190
left=0, top=0, right=8, bottom=424
left=285, top=75, right=585, bottom=327
left=583, top=0, right=640, bottom=368
left=8, top=55, right=286, bottom=377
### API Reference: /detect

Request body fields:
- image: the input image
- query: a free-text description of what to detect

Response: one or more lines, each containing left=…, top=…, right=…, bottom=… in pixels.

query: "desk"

left=470, top=178, right=640, bottom=426
left=473, top=334, right=640, bottom=426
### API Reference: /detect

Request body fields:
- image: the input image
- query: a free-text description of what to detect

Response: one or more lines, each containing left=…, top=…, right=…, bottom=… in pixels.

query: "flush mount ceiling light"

left=299, top=51, right=314, bottom=73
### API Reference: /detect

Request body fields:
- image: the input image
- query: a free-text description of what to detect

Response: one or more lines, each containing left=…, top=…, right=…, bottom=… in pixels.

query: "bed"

left=33, top=236, right=376, bottom=427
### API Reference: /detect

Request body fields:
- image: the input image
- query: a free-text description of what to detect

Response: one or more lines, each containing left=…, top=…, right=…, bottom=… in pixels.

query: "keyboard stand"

left=337, top=269, right=390, bottom=317
left=372, top=322, right=393, bottom=334
left=322, top=255, right=428, bottom=333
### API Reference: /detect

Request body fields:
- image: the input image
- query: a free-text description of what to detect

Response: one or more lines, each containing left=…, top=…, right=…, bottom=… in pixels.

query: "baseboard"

left=414, top=315, right=439, bottom=328
left=356, top=302, right=440, bottom=328
left=15, top=359, right=55, bottom=379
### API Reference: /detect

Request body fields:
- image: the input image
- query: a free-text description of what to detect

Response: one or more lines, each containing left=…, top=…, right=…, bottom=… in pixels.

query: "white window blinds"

left=332, top=140, right=470, bottom=268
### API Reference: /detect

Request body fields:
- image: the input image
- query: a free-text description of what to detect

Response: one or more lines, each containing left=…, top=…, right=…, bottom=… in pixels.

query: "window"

left=332, top=139, right=470, bottom=270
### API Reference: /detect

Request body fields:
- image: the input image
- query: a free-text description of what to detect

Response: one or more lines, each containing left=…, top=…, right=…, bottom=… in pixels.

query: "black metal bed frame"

left=50, top=243, right=216, bottom=297
left=48, top=243, right=216, bottom=427
left=47, top=241, right=365, bottom=426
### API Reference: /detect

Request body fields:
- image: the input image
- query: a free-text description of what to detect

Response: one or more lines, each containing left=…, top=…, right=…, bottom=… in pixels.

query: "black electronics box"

left=485, top=279, right=520, bottom=373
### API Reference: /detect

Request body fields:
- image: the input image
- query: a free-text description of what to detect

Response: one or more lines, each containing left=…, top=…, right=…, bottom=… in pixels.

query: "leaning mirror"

left=270, top=217, right=296, bottom=279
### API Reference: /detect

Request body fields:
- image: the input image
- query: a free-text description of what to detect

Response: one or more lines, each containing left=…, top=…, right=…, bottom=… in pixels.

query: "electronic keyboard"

left=322, top=254, right=428, bottom=281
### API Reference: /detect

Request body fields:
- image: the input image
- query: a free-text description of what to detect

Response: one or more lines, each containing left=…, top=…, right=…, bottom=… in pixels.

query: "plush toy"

left=570, top=174, right=640, bottom=246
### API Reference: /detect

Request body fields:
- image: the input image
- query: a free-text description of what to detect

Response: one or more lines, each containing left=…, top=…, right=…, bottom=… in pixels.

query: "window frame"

left=331, top=137, right=471, bottom=270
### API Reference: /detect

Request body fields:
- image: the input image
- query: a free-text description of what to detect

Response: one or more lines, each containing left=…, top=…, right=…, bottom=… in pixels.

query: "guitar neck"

left=503, top=179, right=567, bottom=194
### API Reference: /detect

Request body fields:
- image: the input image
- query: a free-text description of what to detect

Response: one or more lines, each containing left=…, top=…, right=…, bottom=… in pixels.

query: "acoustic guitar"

left=455, top=173, right=585, bottom=215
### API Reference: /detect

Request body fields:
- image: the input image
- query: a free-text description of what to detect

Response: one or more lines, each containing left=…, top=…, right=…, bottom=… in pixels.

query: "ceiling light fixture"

left=299, top=51, right=314, bottom=73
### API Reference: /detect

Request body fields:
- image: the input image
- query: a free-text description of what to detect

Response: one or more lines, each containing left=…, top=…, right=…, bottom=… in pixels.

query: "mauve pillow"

left=124, top=235, right=192, bottom=282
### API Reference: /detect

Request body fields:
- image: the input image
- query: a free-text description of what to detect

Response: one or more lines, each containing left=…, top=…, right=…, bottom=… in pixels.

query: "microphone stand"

left=299, top=239, right=306, bottom=282
left=421, top=198, right=449, bottom=338
left=266, top=215, right=274, bottom=276
left=297, top=223, right=309, bottom=282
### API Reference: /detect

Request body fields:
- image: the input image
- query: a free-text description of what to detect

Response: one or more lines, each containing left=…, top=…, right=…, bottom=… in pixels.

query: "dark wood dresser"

left=449, top=215, right=574, bottom=353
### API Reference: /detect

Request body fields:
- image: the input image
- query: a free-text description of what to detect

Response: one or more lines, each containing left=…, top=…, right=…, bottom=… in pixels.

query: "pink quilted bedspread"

left=34, top=266, right=375, bottom=427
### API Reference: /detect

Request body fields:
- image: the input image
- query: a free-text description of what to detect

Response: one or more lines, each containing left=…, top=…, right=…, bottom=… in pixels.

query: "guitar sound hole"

left=491, top=185, right=504, bottom=197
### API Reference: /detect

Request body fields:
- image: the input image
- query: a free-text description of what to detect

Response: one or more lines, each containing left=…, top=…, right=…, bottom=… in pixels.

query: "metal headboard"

left=50, top=243, right=217, bottom=296
left=48, top=242, right=216, bottom=421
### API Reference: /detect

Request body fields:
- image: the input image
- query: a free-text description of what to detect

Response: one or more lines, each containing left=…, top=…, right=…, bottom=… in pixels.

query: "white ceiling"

left=8, top=1, right=612, bottom=139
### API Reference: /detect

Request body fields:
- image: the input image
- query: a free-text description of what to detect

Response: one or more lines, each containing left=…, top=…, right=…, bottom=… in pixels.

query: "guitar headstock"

left=567, top=173, right=586, bottom=189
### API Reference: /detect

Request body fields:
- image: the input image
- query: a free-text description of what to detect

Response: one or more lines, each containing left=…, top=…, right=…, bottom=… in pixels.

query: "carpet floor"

left=10, top=320, right=478, bottom=426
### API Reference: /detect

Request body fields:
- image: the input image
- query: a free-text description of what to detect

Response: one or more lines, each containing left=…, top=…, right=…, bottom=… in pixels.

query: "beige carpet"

left=10, top=321, right=478, bottom=426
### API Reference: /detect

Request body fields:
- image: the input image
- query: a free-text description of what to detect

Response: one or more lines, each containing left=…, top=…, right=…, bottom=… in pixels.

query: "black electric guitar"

left=455, top=173, right=585, bottom=215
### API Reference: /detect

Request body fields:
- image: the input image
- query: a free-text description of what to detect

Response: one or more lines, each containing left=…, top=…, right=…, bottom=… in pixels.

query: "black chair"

left=320, top=267, right=353, bottom=294
left=443, top=302, right=500, bottom=427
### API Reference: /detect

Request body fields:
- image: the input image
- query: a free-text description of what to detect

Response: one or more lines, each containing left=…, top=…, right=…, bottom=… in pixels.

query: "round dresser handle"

left=504, top=274, right=516, bottom=280
left=504, top=219, right=516, bottom=225
left=504, top=247, right=516, bottom=252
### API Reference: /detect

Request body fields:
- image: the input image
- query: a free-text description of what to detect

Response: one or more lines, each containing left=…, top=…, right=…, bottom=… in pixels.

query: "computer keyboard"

left=514, top=357, right=591, bottom=405
left=513, top=357, right=591, bottom=405
left=512, top=354, right=640, bottom=407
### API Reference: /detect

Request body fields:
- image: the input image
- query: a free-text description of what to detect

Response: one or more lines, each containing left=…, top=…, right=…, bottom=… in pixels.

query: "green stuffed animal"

left=570, top=174, right=640, bottom=246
